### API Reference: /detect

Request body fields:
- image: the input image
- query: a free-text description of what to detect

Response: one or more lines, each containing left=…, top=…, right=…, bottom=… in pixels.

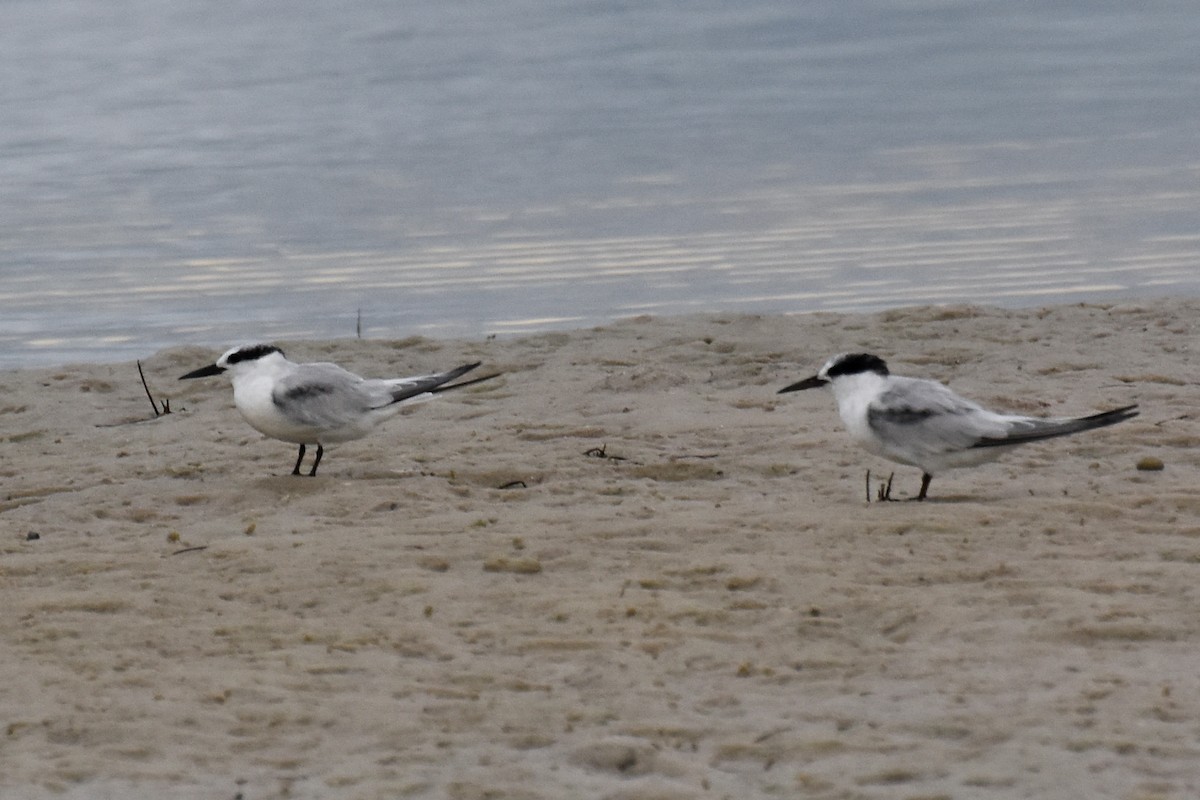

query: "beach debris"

left=497, top=479, right=527, bottom=489
left=583, top=443, right=652, bottom=466
left=584, top=443, right=627, bottom=462
left=878, top=472, right=895, bottom=502
left=866, top=470, right=896, bottom=502
left=726, top=576, right=761, bottom=591
left=630, top=461, right=721, bottom=482
left=137, top=360, right=171, bottom=417
left=169, top=545, right=208, bottom=556
left=568, top=740, right=653, bottom=776
left=483, top=556, right=542, bottom=574
left=25, top=531, right=39, bottom=541
left=1136, top=456, right=1165, bottom=471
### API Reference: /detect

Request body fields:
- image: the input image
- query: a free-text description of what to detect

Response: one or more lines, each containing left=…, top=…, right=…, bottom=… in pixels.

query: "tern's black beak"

left=777, top=375, right=827, bottom=394
left=179, top=363, right=225, bottom=380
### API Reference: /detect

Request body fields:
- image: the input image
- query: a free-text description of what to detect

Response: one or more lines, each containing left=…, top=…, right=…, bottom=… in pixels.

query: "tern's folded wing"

left=271, top=365, right=374, bottom=429
left=866, top=378, right=1010, bottom=458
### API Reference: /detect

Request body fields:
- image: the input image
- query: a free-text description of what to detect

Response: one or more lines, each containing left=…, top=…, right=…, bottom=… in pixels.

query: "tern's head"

left=778, top=352, right=890, bottom=393
left=179, top=344, right=286, bottom=380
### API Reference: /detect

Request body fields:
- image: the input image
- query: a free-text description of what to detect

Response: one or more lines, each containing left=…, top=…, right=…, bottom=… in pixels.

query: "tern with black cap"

left=180, top=344, right=498, bottom=476
left=778, top=353, right=1138, bottom=500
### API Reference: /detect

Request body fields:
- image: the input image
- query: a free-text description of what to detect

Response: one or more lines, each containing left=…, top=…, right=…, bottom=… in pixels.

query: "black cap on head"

left=225, top=344, right=284, bottom=365
left=825, top=353, right=889, bottom=379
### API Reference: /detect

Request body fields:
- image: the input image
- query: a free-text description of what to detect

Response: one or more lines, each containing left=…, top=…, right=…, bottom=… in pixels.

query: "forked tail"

left=972, top=404, right=1138, bottom=448
left=387, top=362, right=500, bottom=405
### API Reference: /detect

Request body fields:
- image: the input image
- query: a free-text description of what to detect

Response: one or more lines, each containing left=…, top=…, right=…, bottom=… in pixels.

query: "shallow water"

left=2, top=0, right=1198, bottom=367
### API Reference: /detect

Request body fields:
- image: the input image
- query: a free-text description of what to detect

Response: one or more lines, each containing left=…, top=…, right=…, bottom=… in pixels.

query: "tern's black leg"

left=292, top=444, right=306, bottom=476
left=307, top=444, right=324, bottom=477
left=915, top=473, right=932, bottom=501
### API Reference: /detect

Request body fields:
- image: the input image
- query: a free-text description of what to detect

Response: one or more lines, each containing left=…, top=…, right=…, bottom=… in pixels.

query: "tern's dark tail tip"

left=1085, top=404, right=1139, bottom=427
left=431, top=371, right=500, bottom=395
left=442, top=362, right=482, bottom=381
left=971, top=403, right=1139, bottom=450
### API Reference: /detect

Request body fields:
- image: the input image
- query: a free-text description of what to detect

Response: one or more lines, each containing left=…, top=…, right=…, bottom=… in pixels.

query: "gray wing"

left=272, top=362, right=488, bottom=428
left=866, top=377, right=1011, bottom=459
left=271, top=363, right=376, bottom=429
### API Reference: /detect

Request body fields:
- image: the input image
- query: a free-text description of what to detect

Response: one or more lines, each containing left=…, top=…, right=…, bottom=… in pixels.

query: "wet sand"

left=2, top=300, right=1198, bottom=799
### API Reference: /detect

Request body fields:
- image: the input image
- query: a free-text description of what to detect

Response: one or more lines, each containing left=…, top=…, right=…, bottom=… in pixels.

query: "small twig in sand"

left=356, top=308, right=362, bottom=339
left=497, top=480, right=527, bottom=490
left=867, top=470, right=896, bottom=502
left=583, top=444, right=628, bottom=463
left=876, top=472, right=896, bottom=502
left=754, top=726, right=790, bottom=744
left=137, top=360, right=171, bottom=417
left=168, top=545, right=208, bottom=556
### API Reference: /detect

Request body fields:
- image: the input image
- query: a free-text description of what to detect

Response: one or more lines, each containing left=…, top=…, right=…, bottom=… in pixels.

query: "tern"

left=778, top=353, right=1138, bottom=500
left=180, top=344, right=498, bottom=476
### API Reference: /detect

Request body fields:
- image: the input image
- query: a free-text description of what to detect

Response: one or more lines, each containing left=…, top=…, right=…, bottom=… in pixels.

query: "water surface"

left=2, top=0, right=1197, bottom=367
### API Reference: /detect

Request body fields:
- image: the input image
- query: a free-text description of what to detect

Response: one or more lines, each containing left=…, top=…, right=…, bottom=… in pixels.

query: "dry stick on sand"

left=865, top=469, right=896, bottom=503
left=167, top=546, right=208, bottom=557
left=137, top=360, right=171, bottom=417
left=583, top=444, right=630, bottom=463
left=877, top=472, right=895, bottom=502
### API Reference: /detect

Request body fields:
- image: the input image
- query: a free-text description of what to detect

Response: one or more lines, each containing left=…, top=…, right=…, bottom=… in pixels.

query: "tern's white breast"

left=830, top=373, right=894, bottom=458
left=230, top=368, right=322, bottom=444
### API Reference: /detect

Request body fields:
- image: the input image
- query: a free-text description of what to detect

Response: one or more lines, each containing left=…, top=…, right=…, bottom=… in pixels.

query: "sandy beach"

left=2, top=299, right=1198, bottom=799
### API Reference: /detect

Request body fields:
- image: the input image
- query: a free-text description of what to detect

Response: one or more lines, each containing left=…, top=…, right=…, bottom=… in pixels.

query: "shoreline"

left=3, top=299, right=1198, bottom=798
left=1, top=284, right=1187, bottom=373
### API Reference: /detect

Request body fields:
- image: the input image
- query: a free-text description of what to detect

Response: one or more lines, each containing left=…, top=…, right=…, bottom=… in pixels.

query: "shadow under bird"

left=778, top=353, right=1138, bottom=501
left=180, top=344, right=499, bottom=476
